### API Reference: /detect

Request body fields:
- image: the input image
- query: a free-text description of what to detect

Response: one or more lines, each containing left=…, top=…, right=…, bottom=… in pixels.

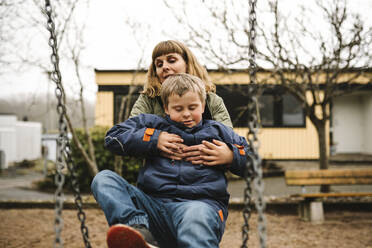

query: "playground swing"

left=43, top=0, right=266, bottom=247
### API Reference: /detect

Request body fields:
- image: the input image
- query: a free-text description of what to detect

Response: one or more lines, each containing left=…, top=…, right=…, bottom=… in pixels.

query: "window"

left=114, top=93, right=140, bottom=124
left=282, top=93, right=305, bottom=126
left=216, top=85, right=305, bottom=128
left=99, top=85, right=142, bottom=124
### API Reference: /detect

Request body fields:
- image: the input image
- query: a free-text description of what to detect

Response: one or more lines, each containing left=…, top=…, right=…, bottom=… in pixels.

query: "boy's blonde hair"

left=143, top=40, right=215, bottom=97
left=160, top=73, right=206, bottom=108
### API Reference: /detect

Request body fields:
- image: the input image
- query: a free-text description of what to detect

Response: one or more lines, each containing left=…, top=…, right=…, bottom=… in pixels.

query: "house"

left=94, top=69, right=372, bottom=160
left=0, top=114, right=42, bottom=168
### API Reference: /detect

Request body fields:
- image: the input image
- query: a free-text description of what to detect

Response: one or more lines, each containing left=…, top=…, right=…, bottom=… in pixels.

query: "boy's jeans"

left=91, top=170, right=224, bottom=248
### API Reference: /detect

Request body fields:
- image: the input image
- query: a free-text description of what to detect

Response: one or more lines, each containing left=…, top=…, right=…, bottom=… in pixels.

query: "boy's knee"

left=183, top=202, right=215, bottom=222
left=91, top=170, right=117, bottom=190
left=178, top=202, right=223, bottom=242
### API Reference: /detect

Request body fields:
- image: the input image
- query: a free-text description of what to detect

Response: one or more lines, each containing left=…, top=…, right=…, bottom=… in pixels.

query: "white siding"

left=363, top=94, right=372, bottom=153
left=333, top=93, right=372, bottom=154
left=42, top=134, right=58, bottom=162
left=0, top=128, right=17, bottom=169
left=0, top=115, right=17, bottom=168
left=15, top=121, right=42, bottom=161
left=0, top=115, right=42, bottom=168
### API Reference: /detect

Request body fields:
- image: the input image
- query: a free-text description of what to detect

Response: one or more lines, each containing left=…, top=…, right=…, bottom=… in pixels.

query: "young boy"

left=91, top=73, right=249, bottom=248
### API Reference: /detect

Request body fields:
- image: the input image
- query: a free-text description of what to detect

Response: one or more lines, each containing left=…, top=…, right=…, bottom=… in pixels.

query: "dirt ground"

left=1, top=208, right=372, bottom=248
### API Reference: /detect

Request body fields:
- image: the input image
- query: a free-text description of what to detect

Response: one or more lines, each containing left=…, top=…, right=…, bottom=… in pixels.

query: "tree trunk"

left=114, top=156, right=123, bottom=176
left=113, top=85, right=138, bottom=176
left=316, top=119, right=331, bottom=193
left=64, top=113, right=99, bottom=176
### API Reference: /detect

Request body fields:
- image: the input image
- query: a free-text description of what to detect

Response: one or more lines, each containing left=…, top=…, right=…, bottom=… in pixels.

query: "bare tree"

left=163, top=0, right=372, bottom=192
left=0, top=0, right=26, bottom=74
left=116, top=19, right=151, bottom=123
left=113, top=19, right=151, bottom=175
left=42, top=0, right=100, bottom=175
left=259, top=1, right=372, bottom=192
left=162, top=0, right=250, bottom=68
left=257, top=0, right=371, bottom=192
left=1, top=0, right=99, bottom=175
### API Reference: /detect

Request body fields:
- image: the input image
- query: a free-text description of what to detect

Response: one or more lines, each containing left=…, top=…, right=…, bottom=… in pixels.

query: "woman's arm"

left=129, top=94, right=154, bottom=118
left=207, top=93, right=233, bottom=129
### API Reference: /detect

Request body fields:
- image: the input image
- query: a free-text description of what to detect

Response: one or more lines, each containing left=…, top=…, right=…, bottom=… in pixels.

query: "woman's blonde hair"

left=160, top=73, right=206, bottom=108
left=143, top=40, right=215, bottom=97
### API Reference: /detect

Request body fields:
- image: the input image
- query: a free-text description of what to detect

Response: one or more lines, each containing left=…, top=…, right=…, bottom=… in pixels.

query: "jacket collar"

left=164, top=115, right=204, bottom=132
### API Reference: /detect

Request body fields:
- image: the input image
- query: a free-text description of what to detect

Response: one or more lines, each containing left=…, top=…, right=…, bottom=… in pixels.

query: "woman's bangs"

left=152, top=41, right=184, bottom=60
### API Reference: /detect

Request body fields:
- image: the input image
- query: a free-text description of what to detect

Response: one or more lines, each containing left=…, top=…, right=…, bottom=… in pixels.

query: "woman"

left=130, top=40, right=234, bottom=166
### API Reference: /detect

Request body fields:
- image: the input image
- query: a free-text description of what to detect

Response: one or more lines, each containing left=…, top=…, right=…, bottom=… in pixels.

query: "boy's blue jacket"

left=104, top=114, right=250, bottom=220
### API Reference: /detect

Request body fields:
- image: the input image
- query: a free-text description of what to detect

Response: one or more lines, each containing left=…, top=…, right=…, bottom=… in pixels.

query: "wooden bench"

left=285, top=168, right=372, bottom=222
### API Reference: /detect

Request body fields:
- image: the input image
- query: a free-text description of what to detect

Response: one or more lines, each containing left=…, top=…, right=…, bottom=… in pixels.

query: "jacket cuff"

left=142, top=128, right=161, bottom=155
left=227, top=143, right=247, bottom=176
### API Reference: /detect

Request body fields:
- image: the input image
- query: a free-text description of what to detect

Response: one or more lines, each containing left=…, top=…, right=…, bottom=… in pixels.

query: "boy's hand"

left=157, top=131, right=184, bottom=159
left=200, top=140, right=233, bottom=166
left=182, top=144, right=206, bottom=164
left=183, top=140, right=233, bottom=166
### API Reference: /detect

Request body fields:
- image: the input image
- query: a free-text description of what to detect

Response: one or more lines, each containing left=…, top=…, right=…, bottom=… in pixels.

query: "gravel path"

left=1, top=209, right=371, bottom=248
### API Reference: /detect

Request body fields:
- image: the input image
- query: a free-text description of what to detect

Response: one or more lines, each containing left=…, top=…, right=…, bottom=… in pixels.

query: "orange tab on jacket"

left=143, top=128, right=155, bottom=142
left=218, top=209, right=224, bottom=222
left=233, top=144, right=245, bottom=155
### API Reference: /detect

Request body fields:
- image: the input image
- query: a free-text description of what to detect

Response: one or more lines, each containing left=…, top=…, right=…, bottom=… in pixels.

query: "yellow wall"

left=233, top=117, right=321, bottom=159
left=94, top=70, right=343, bottom=160
left=96, top=70, right=146, bottom=85
left=95, top=92, right=114, bottom=127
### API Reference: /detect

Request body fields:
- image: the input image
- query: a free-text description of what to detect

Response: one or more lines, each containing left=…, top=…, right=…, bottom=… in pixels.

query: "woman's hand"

left=157, top=131, right=184, bottom=160
left=181, top=144, right=206, bottom=164
left=183, top=140, right=233, bottom=166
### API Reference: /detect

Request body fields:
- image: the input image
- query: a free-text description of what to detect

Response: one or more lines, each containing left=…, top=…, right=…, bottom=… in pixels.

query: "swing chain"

left=44, top=2, right=66, bottom=246
left=242, top=0, right=267, bottom=247
left=241, top=155, right=254, bottom=247
left=64, top=142, right=92, bottom=247
left=44, top=1, right=91, bottom=247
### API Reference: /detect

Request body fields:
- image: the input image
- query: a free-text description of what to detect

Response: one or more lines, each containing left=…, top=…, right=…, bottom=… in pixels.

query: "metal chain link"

left=44, top=1, right=91, bottom=247
left=64, top=142, right=92, bottom=247
left=241, top=156, right=254, bottom=248
left=242, top=0, right=267, bottom=247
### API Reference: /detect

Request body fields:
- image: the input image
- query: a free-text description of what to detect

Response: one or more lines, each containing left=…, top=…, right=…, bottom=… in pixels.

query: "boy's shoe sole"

left=106, top=224, right=158, bottom=248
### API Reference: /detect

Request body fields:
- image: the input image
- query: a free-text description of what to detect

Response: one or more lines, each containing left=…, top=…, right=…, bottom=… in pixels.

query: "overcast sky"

left=1, top=0, right=371, bottom=101
left=85, top=0, right=372, bottom=70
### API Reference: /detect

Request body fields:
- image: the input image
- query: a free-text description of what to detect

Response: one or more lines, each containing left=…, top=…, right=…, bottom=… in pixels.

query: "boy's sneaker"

left=106, top=224, right=159, bottom=248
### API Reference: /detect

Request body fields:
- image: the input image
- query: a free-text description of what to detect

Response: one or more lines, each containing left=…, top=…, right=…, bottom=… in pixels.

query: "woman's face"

left=154, top=53, right=187, bottom=83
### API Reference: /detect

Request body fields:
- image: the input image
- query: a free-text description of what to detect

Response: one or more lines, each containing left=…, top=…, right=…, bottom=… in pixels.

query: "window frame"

left=259, top=89, right=306, bottom=128
left=216, top=84, right=306, bottom=128
left=98, top=85, right=141, bottom=124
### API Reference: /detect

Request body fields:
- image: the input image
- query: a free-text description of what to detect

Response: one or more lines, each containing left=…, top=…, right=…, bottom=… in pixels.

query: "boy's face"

left=164, top=91, right=204, bottom=128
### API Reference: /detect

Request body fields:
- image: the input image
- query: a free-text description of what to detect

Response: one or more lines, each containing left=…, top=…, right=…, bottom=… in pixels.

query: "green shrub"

left=40, top=126, right=142, bottom=193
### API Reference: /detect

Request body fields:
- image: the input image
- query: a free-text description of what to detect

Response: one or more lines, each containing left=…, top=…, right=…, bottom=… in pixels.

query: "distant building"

left=94, top=69, right=372, bottom=160
left=0, top=114, right=42, bottom=168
